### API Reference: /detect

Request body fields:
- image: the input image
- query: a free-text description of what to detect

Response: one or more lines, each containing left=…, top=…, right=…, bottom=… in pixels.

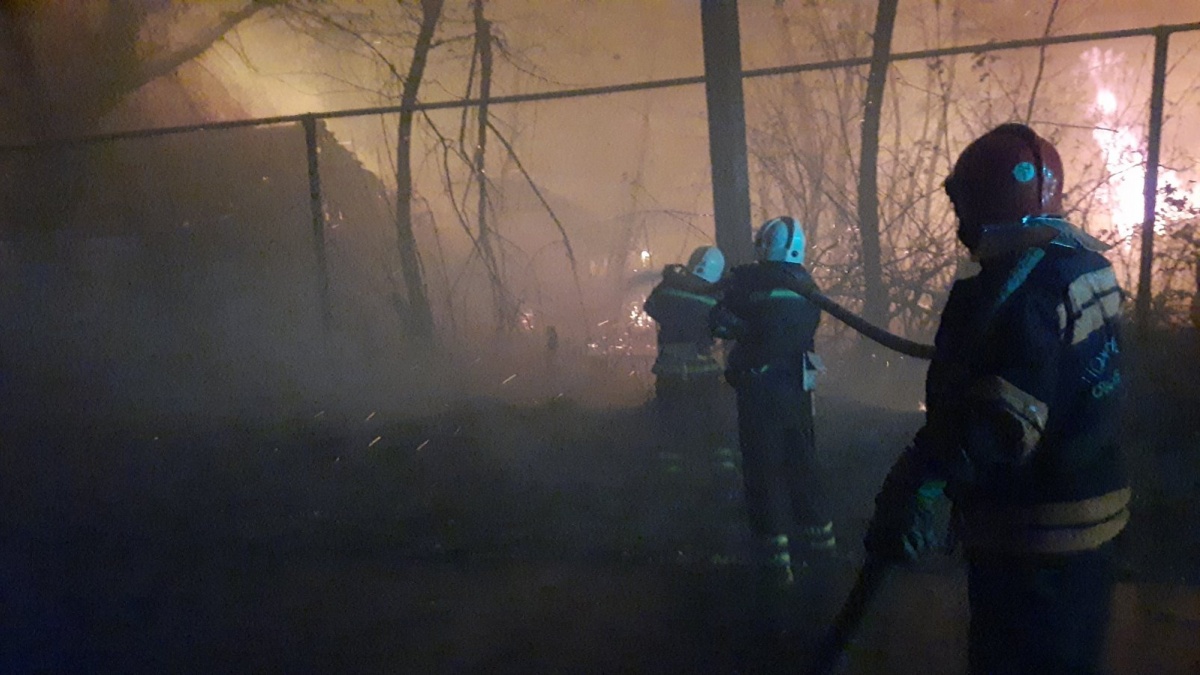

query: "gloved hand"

left=864, top=452, right=946, bottom=564
left=864, top=492, right=941, bottom=563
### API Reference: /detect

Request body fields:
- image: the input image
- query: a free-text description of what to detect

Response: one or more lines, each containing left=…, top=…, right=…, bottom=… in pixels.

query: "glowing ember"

left=627, top=297, right=653, bottom=330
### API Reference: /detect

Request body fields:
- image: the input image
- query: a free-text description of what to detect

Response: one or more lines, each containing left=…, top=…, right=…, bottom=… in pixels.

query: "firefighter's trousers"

left=732, top=370, right=833, bottom=554
left=967, top=541, right=1116, bottom=675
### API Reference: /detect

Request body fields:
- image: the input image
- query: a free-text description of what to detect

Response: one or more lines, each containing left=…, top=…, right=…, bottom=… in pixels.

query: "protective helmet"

left=686, top=245, right=725, bottom=283
left=754, top=216, right=807, bottom=264
left=944, top=123, right=1065, bottom=253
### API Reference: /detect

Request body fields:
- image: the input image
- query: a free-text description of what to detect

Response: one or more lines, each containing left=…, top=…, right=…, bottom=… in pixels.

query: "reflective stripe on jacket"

left=911, top=243, right=1129, bottom=555
left=961, top=487, right=1130, bottom=554
left=710, top=262, right=821, bottom=377
left=652, top=341, right=723, bottom=379
left=645, top=267, right=721, bottom=384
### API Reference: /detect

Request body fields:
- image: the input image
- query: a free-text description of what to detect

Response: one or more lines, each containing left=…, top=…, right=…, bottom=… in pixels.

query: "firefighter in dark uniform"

left=644, top=246, right=731, bottom=479
left=865, top=123, right=1128, bottom=675
left=710, top=217, right=836, bottom=594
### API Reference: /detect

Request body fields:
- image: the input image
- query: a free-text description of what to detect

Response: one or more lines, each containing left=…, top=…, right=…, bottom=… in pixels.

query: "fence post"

left=302, top=115, right=333, bottom=334
left=1136, top=27, right=1170, bottom=335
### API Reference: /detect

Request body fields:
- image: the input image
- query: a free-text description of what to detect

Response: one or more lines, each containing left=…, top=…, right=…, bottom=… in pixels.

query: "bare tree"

left=273, top=0, right=584, bottom=343
left=748, top=2, right=1168, bottom=397
left=856, top=0, right=900, bottom=328
left=1023, top=0, right=1062, bottom=123
left=471, top=0, right=503, bottom=328
left=392, top=0, right=443, bottom=344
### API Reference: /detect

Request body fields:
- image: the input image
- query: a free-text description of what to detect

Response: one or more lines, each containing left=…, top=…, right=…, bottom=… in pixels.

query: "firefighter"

left=864, top=123, right=1128, bottom=674
left=710, top=217, right=836, bottom=594
left=644, top=246, right=730, bottom=479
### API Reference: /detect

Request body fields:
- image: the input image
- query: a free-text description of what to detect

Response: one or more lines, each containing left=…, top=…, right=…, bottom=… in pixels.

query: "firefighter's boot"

left=711, top=447, right=742, bottom=494
left=756, top=534, right=796, bottom=591
left=797, top=520, right=838, bottom=564
left=751, top=534, right=796, bottom=640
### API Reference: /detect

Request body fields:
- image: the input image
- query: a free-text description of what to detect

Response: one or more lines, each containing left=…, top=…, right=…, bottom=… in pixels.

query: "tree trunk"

left=1136, top=28, right=1170, bottom=336
left=856, top=0, right=899, bottom=328
left=700, top=0, right=754, bottom=267
left=473, top=0, right=512, bottom=331
left=393, top=0, right=442, bottom=344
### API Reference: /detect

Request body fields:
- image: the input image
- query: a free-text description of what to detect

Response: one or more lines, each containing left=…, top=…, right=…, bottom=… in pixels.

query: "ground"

left=1, top=333, right=1198, bottom=674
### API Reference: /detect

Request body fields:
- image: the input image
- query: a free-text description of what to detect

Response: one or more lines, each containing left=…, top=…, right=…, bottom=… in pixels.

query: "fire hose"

left=769, top=276, right=929, bottom=672
left=778, top=276, right=936, bottom=360
left=807, top=558, right=893, bottom=675
left=803, top=248, right=1048, bottom=673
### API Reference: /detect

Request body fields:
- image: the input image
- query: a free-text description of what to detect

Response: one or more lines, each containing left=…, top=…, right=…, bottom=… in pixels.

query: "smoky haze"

left=1, top=1, right=1199, bottom=673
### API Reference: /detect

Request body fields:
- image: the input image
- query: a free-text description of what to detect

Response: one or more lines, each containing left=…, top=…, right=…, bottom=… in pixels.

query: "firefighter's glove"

left=864, top=457, right=945, bottom=564
left=864, top=492, right=940, bottom=563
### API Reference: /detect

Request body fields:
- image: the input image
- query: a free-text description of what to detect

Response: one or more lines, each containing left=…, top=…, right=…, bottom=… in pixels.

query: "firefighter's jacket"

left=898, top=243, right=1128, bottom=555
left=644, top=266, right=722, bottom=380
left=709, top=261, right=821, bottom=385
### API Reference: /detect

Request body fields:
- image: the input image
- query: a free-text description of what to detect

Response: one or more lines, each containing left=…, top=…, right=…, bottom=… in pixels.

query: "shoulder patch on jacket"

left=1064, top=266, right=1121, bottom=345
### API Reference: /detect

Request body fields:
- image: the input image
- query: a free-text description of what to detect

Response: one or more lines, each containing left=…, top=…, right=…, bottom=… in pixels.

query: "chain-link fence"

left=2, top=18, right=1199, bottom=417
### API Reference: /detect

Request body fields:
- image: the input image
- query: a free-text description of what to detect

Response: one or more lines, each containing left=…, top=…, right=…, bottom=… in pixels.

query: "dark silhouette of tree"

left=0, top=0, right=283, bottom=252
left=856, top=0, right=899, bottom=329
left=391, top=0, right=443, bottom=344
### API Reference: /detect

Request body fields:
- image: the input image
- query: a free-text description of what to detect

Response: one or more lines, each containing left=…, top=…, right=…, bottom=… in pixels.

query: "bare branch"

left=125, top=1, right=282, bottom=96
left=485, top=119, right=588, bottom=315
left=1025, top=0, right=1061, bottom=123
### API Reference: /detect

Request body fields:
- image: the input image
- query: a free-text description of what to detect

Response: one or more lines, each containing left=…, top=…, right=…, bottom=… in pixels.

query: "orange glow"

left=1084, top=47, right=1200, bottom=241
left=1085, top=48, right=1147, bottom=238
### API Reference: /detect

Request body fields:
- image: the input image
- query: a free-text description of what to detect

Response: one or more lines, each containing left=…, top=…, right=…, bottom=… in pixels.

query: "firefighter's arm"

left=961, top=290, right=1061, bottom=471
left=643, top=286, right=662, bottom=322
left=864, top=294, right=970, bottom=563
left=708, top=302, right=745, bottom=341
left=707, top=269, right=745, bottom=340
left=864, top=395, right=967, bottom=563
left=864, top=443, right=947, bottom=563
left=645, top=265, right=685, bottom=320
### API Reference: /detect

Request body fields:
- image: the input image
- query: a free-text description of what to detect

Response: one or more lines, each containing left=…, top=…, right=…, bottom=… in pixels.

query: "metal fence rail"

left=3, top=20, right=1199, bottom=331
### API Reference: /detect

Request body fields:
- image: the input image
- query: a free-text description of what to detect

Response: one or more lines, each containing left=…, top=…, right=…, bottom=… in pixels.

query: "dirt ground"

left=2, top=335, right=1199, bottom=674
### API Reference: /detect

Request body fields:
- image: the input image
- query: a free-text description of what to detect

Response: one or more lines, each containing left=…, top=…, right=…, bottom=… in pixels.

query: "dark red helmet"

left=944, top=123, right=1064, bottom=252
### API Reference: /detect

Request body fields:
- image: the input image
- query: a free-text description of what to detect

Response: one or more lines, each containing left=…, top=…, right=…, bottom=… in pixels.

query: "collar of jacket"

left=973, top=216, right=1110, bottom=261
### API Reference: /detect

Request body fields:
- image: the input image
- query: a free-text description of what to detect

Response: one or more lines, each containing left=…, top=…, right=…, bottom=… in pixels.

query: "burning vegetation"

left=1, top=1, right=1200, bottom=673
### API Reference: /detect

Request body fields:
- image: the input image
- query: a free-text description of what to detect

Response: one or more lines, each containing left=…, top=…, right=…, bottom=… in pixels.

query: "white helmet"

left=755, top=216, right=807, bottom=264
left=686, top=245, right=725, bottom=283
